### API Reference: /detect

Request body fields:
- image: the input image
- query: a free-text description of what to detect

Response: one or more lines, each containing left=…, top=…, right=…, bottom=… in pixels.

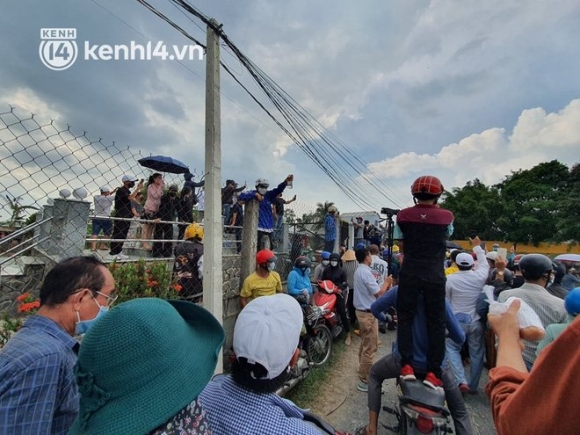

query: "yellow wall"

left=451, top=240, right=580, bottom=256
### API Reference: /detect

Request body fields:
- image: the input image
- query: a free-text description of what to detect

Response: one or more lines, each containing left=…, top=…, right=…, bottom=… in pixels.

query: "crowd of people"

left=89, top=173, right=299, bottom=261
left=2, top=171, right=580, bottom=434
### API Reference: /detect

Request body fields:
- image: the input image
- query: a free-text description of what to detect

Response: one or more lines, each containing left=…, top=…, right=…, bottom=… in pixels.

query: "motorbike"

left=382, top=377, right=452, bottom=434
left=312, top=280, right=347, bottom=340
left=277, top=295, right=333, bottom=396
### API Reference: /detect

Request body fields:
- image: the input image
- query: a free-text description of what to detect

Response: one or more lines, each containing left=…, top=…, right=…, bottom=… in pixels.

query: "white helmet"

left=255, top=178, right=269, bottom=187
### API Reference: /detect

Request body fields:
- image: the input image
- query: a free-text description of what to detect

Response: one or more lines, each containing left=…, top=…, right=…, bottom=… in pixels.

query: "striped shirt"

left=0, top=315, right=79, bottom=435
left=498, top=283, right=567, bottom=366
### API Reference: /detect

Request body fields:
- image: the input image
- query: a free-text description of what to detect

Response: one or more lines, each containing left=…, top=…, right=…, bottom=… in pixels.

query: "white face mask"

left=258, top=188, right=267, bottom=195
left=330, top=260, right=338, bottom=267
left=321, top=260, right=330, bottom=266
left=268, top=261, right=276, bottom=271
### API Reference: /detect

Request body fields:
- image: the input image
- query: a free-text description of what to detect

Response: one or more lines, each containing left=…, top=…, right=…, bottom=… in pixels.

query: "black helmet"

left=329, top=253, right=341, bottom=263
left=519, top=254, right=553, bottom=281
left=553, top=261, right=566, bottom=279
left=294, top=256, right=311, bottom=269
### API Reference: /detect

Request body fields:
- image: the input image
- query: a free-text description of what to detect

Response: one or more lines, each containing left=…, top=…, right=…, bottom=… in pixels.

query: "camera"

left=381, top=207, right=400, bottom=216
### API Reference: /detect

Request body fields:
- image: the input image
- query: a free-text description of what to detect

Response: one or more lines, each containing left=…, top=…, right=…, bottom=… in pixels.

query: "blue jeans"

left=446, top=319, right=485, bottom=392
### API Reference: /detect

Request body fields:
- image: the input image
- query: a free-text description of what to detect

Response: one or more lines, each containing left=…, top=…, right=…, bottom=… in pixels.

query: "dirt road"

left=304, top=329, right=498, bottom=435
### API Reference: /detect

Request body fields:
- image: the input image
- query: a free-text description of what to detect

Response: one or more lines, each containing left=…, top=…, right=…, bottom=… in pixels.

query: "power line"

left=134, top=0, right=405, bottom=210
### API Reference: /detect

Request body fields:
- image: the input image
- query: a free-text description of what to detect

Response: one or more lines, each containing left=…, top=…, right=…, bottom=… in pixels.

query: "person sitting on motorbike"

left=288, top=256, right=314, bottom=304
left=354, top=285, right=473, bottom=435
left=312, top=251, right=331, bottom=284
left=199, top=294, right=351, bottom=435
left=239, top=249, right=282, bottom=308
left=321, top=253, right=351, bottom=346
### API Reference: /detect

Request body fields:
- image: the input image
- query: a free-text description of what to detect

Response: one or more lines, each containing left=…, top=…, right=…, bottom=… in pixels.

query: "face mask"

left=301, top=268, right=311, bottom=276
left=268, top=261, right=276, bottom=271
left=330, top=260, right=338, bottom=267
left=258, top=188, right=267, bottom=195
left=75, top=297, right=109, bottom=335
left=322, top=260, right=330, bottom=266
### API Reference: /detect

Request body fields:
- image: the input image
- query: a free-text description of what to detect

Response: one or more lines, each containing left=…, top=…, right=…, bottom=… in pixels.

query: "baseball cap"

left=122, top=174, right=138, bottom=183
left=456, top=252, right=474, bottom=267
left=486, top=251, right=498, bottom=261
left=233, top=294, right=302, bottom=379
left=100, top=186, right=110, bottom=193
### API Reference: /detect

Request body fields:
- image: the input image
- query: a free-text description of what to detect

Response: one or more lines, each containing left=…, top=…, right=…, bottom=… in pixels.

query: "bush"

left=109, top=259, right=181, bottom=304
left=0, top=260, right=182, bottom=348
left=0, top=293, right=40, bottom=348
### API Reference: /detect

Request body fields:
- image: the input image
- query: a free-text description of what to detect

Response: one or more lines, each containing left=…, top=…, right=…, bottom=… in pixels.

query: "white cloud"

left=365, top=99, right=580, bottom=194
left=0, top=88, right=64, bottom=122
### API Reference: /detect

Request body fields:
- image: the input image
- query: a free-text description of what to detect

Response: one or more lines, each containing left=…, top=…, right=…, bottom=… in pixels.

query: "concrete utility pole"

left=203, top=18, right=223, bottom=373
left=240, top=199, right=259, bottom=284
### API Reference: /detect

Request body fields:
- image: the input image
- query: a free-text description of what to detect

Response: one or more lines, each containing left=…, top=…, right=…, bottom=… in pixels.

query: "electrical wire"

left=134, top=0, right=406, bottom=210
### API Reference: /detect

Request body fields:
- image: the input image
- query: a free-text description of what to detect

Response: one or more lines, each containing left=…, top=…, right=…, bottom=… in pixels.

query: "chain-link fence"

left=0, top=106, right=209, bottom=315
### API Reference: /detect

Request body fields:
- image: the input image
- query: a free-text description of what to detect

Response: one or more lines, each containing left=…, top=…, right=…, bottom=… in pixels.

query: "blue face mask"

left=268, top=261, right=276, bottom=271
left=75, top=297, right=109, bottom=335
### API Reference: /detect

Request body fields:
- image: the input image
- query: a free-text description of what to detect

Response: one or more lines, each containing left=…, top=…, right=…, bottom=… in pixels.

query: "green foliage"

left=286, top=341, right=345, bottom=406
left=1, top=195, right=39, bottom=229
left=440, top=179, right=503, bottom=240
left=554, top=162, right=580, bottom=244
left=440, top=160, right=579, bottom=246
left=109, top=259, right=180, bottom=304
left=0, top=314, right=23, bottom=348
left=285, top=208, right=297, bottom=224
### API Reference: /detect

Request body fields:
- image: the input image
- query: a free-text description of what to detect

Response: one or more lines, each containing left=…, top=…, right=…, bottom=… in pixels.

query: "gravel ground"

left=304, top=329, right=498, bottom=435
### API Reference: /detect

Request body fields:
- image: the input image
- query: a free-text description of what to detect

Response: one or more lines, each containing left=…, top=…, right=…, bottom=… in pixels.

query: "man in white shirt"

left=353, top=247, right=391, bottom=393
left=91, top=186, right=117, bottom=251
left=445, top=236, right=489, bottom=394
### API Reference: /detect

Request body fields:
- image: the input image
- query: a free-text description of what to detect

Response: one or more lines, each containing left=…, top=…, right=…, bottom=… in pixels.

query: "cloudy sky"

left=1, top=0, right=579, bottom=216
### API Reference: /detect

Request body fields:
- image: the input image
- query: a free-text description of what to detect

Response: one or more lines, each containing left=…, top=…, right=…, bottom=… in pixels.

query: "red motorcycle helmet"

left=256, top=249, right=276, bottom=265
left=317, top=280, right=338, bottom=294
left=411, top=175, right=444, bottom=200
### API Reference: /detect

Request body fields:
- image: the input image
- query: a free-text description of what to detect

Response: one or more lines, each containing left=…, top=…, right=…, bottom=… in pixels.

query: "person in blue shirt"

left=355, top=286, right=473, bottom=435
left=287, top=256, right=313, bottom=303
left=324, top=205, right=337, bottom=253
left=0, top=256, right=118, bottom=435
left=238, top=175, right=293, bottom=250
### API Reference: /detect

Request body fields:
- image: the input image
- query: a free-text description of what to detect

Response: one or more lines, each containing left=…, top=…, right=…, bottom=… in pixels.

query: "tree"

left=496, top=160, right=569, bottom=245
left=554, top=162, right=580, bottom=244
left=1, top=195, right=39, bottom=229
left=284, top=208, right=297, bottom=224
left=310, top=201, right=334, bottom=231
left=440, top=179, right=503, bottom=240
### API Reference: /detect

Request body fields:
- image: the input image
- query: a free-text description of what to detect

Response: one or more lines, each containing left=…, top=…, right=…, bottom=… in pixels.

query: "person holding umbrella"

left=141, top=173, right=164, bottom=251
left=109, top=175, right=144, bottom=260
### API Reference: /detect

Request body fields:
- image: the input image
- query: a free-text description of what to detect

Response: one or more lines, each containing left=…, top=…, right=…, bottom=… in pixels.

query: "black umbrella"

left=138, top=155, right=189, bottom=174
left=446, top=240, right=462, bottom=249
